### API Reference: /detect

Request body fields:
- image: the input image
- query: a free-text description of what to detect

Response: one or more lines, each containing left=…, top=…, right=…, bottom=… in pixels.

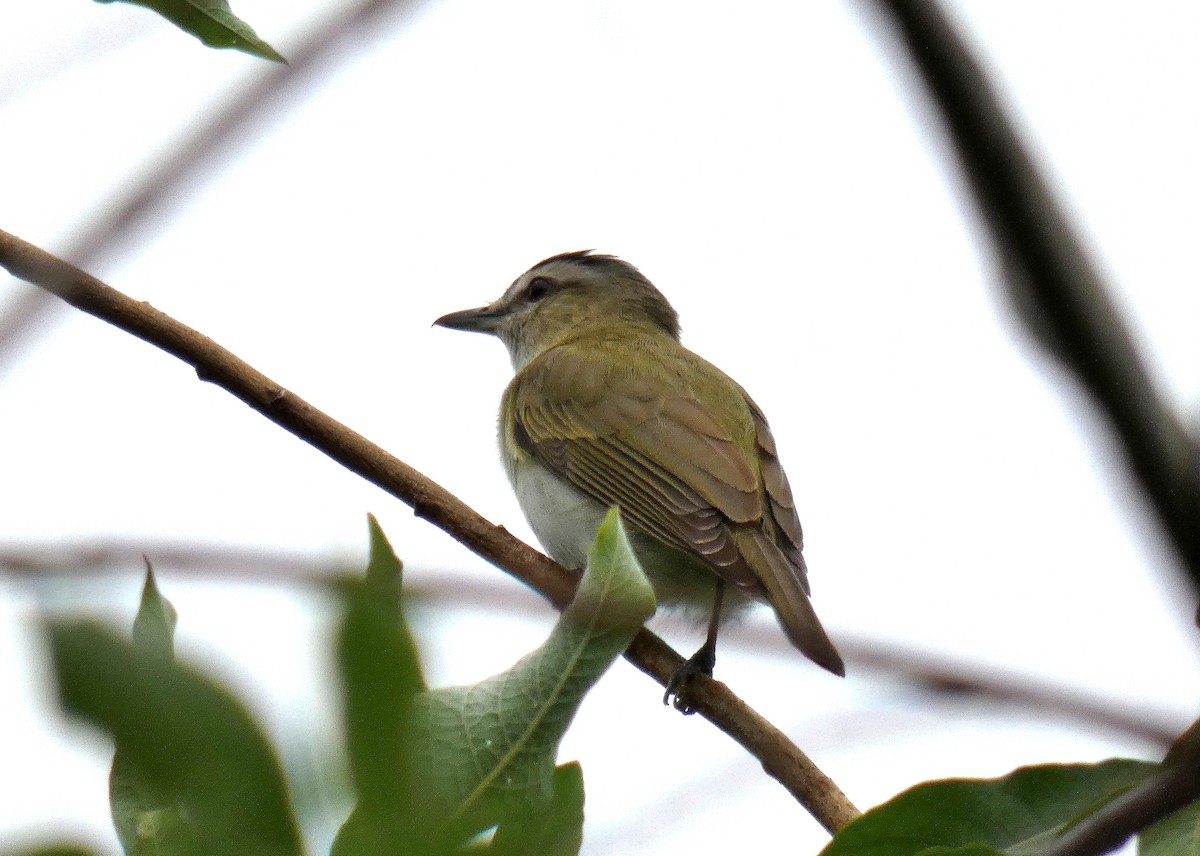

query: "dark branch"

left=870, top=0, right=1200, bottom=589
left=866, top=2, right=1200, bottom=850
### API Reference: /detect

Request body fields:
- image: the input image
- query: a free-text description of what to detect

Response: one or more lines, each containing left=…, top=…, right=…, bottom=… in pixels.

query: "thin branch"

left=0, top=228, right=859, bottom=835
left=838, top=639, right=1180, bottom=750
left=0, top=540, right=1180, bottom=750
left=869, top=0, right=1200, bottom=587
left=0, top=541, right=339, bottom=583
left=865, top=3, right=1200, bottom=849
left=0, top=0, right=426, bottom=371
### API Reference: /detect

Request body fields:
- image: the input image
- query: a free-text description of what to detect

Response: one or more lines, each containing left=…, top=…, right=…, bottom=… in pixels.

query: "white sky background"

left=1, top=1, right=1198, bottom=853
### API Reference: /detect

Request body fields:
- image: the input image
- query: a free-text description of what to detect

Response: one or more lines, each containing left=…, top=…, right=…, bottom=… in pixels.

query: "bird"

left=434, top=250, right=843, bottom=711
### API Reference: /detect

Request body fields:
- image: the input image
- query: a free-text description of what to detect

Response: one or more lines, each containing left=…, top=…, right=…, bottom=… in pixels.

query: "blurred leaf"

left=821, top=759, right=1157, bottom=856
left=331, top=515, right=427, bottom=856
left=93, top=0, right=285, bottom=62
left=488, top=762, right=585, bottom=856
left=362, top=513, right=411, bottom=608
left=49, top=569, right=304, bottom=856
left=334, top=508, right=653, bottom=853
left=110, top=566, right=191, bottom=853
left=8, top=847, right=103, bottom=856
left=1140, top=797, right=1200, bottom=855
left=131, top=561, right=176, bottom=662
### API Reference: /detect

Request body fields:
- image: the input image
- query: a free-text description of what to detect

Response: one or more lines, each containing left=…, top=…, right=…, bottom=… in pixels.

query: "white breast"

left=509, top=454, right=609, bottom=571
left=502, top=443, right=758, bottom=624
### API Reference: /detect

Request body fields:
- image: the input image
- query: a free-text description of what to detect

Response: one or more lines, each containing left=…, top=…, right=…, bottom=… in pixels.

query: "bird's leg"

left=663, top=578, right=725, bottom=714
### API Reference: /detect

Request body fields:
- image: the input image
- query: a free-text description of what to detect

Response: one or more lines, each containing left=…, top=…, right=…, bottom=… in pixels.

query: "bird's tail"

left=736, top=530, right=845, bottom=677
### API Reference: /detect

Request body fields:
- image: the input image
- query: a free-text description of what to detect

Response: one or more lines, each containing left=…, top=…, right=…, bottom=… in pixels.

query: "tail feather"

left=736, top=529, right=844, bottom=677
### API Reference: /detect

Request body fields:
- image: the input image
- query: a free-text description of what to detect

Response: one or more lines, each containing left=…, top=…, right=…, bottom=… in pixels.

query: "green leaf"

left=363, top=513, right=409, bottom=600
left=8, top=847, right=104, bottom=856
left=410, top=507, right=653, bottom=845
left=1140, top=797, right=1200, bottom=856
left=333, top=508, right=653, bottom=853
left=111, top=564, right=193, bottom=856
left=131, top=559, right=176, bottom=662
left=821, top=759, right=1158, bottom=856
left=49, top=570, right=304, bottom=856
left=94, top=0, right=285, bottom=62
left=331, top=515, right=428, bottom=856
left=488, top=762, right=586, bottom=856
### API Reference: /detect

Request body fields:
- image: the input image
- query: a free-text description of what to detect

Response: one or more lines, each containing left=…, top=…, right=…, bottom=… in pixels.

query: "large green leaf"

left=49, top=567, right=304, bottom=856
left=1140, top=796, right=1200, bottom=856
left=821, top=760, right=1157, bottom=856
left=94, top=0, right=285, bottom=62
left=408, top=507, right=654, bottom=845
left=334, top=508, right=655, bottom=853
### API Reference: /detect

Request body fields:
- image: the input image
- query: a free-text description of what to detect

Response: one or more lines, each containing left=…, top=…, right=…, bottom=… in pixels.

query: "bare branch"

left=0, top=227, right=859, bottom=835
left=0, top=540, right=338, bottom=583
left=864, top=3, right=1200, bottom=849
left=869, top=0, right=1200, bottom=587
left=0, top=539, right=1180, bottom=750
left=838, top=639, right=1179, bottom=750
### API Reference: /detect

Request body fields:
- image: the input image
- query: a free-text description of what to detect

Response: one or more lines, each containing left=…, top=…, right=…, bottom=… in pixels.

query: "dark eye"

left=525, top=276, right=552, bottom=302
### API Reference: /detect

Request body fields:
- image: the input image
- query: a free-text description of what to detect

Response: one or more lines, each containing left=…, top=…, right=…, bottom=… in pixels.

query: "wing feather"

left=510, top=342, right=809, bottom=600
left=745, top=398, right=807, bottom=588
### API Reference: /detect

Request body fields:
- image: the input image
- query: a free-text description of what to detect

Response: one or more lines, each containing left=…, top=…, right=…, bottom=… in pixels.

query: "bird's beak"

left=433, top=304, right=505, bottom=334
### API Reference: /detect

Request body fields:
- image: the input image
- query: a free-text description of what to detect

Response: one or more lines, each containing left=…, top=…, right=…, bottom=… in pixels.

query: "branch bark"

left=868, top=2, right=1200, bottom=850
left=870, top=0, right=1200, bottom=588
left=0, top=227, right=859, bottom=835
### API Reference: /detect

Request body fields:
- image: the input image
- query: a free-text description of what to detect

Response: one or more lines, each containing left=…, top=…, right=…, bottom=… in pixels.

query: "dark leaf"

left=821, top=760, right=1157, bottom=856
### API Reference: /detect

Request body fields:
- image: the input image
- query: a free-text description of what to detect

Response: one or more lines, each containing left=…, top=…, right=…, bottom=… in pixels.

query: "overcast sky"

left=1, top=2, right=1197, bottom=854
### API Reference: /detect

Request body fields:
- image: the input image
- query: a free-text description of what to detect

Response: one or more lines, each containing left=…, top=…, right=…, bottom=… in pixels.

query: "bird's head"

left=434, top=250, right=680, bottom=369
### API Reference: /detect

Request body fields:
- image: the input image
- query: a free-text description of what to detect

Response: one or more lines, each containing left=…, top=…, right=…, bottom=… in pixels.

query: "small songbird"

left=435, top=251, right=843, bottom=711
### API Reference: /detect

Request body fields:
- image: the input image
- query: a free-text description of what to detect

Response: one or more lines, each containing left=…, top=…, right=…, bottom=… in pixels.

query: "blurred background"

left=1, top=1, right=1197, bottom=853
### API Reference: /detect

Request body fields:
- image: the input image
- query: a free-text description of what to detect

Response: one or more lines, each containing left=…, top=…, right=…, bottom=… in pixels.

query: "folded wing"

left=507, top=341, right=843, bottom=675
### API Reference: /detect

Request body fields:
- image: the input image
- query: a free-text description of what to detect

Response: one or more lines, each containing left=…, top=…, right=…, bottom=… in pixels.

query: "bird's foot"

left=663, top=644, right=716, bottom=715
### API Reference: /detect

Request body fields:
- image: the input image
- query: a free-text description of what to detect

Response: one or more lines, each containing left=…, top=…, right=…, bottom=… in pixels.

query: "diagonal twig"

left=0, top=227, right=859, bottom=835
left=869, top=2, right=1200, bottom=851
left=870, top=0, right=1200, bottom=588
